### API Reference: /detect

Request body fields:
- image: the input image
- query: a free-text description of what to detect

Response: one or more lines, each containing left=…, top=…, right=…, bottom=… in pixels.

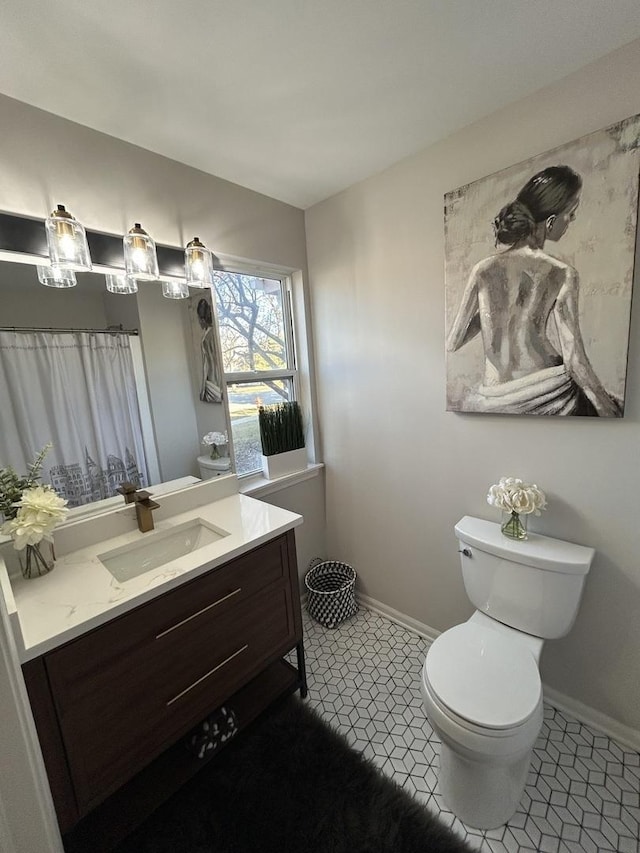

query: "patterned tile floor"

left=298, top=607, right=640, bottom=853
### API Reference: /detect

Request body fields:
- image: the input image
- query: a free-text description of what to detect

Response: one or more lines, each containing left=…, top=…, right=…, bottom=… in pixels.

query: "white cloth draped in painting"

left=468, top=364, right=580, bottom=415
left=0, top=331, right=149, bottom=507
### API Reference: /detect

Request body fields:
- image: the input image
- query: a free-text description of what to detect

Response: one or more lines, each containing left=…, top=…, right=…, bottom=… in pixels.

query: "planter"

left=261, top=448, right=307, bottom=480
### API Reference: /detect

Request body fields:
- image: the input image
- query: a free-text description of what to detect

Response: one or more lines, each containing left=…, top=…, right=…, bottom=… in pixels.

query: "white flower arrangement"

left=202, top=431, right=227, bottom=447
left=1, top=484, right=69, bottom=550
left=487, top=477, right=547, bottom=517
left=202, top=431, right=228, bottom=459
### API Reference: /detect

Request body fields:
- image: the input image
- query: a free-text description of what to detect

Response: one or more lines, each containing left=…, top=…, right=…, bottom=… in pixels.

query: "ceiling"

left=1, top=1, right=640, bottom=209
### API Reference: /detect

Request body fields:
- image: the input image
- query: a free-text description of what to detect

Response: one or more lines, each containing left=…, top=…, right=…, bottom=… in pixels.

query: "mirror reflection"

left=0, top=260, right=231, bottom=513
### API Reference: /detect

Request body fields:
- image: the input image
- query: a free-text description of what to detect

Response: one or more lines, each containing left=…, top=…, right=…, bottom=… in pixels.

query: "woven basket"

left=304, top=560, right=358, bottom=629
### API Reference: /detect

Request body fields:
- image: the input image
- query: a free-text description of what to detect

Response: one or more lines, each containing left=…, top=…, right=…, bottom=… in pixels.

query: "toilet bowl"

left=421, top=516, right=594, bottom=829
left=197, top=454, right=231, bottom=479
left=421, top=616, right=544, bottom=828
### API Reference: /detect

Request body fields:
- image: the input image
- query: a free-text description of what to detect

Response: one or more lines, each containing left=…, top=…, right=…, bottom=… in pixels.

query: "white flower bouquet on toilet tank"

left=487, top=476, right=546, bottom=540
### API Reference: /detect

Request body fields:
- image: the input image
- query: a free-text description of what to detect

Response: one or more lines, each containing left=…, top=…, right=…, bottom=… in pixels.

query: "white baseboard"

left=541, top=687, right=640, bottom=753
left=357, top=593, right=640, bottom=753
left=357, top=593, right=440, bottom=643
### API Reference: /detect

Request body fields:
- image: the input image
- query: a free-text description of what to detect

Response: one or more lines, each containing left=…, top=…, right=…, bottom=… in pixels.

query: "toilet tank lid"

left=455, top=516, right=595, bottom=575
left=197, top=455, right=231, bottom=470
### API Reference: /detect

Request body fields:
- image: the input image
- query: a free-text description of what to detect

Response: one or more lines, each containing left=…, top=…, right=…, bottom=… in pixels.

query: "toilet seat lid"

left=426, top=623, right=541, bottom=730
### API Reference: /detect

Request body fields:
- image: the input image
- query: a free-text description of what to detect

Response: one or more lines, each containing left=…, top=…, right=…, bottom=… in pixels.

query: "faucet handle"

left=137, top=496, right=160, bottom=510
left=117, top=482, right=140, bottom=504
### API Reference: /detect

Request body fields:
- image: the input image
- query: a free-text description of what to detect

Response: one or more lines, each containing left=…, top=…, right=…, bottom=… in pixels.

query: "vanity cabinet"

left=22, top=529, right=306, bottom=846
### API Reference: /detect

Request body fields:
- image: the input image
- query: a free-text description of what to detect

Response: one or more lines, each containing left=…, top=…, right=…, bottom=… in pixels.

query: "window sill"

left=238, top=463, right=324, bottom=498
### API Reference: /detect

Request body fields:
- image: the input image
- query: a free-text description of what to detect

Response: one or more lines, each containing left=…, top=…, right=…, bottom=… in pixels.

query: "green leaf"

left=0, top=443, right=53, bottom=520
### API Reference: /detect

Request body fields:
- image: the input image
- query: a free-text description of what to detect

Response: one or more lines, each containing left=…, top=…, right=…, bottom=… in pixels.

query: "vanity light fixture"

left=184, top=237, right=214, bottom=287
left=105, top=273, right=138, bottom=294
left=123, top=223, right=159, bottom=281
left=37, top=264, right=77, bottom=289
left=162, top=280, right=190, bottom=299
left=44, top=205, right=92, bottom=271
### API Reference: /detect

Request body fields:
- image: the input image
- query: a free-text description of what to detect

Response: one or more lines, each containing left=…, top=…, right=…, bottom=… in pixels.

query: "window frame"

left=212, top=261, right=301, bottom=477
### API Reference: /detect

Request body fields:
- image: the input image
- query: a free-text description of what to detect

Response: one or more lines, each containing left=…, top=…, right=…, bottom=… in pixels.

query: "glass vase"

left=501, top=511, right=528, bottom=541
left=19, top=542, right=55, bottom=579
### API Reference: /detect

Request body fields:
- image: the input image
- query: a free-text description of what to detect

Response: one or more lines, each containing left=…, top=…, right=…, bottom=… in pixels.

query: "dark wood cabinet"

left=23, top=529, right=306, bottom=847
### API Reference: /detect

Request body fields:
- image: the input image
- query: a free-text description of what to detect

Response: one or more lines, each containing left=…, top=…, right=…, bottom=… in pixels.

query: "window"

left=213, top=268, right=297, bottom=476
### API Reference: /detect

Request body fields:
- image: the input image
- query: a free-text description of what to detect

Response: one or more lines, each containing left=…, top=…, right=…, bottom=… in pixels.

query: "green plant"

left=0, top=443, right=52, bottom=520
left=258, top=402, right=304, bottom=457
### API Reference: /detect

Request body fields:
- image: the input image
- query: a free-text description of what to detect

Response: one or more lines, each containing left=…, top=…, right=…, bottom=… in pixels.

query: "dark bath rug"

left=114, top=697, right=473, bottom=853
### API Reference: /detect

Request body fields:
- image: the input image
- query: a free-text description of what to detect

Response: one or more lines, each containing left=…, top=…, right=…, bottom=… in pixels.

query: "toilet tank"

left=455, top=516, right=595, bottom=639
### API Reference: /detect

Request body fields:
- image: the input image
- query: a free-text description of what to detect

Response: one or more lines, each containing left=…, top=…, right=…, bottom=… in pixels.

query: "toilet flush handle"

left=458, top=548, right=472, bottom=558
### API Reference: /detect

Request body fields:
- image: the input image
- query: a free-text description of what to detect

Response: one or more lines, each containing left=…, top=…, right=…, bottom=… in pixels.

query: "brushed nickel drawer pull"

left=155, top=588, right=242, bottom=639
left=166, top=644, right=249, bottom=706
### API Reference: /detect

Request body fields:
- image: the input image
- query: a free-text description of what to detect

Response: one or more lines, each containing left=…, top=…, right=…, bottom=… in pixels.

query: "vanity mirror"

left=0, top=256, right=232, bottom=518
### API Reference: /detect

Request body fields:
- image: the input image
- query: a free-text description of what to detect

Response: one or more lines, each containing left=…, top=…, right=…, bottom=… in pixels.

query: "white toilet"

left=197, top=454, right=231, bottom=479
left=421, top=515, right=594, bottom=829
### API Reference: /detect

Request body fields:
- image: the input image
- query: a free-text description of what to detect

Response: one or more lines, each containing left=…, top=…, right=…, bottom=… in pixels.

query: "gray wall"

left=261, top=472, right=327, bottom=583
left=0, top=94, right=308, bottom=269
left=1, top=263, right=106, bottom=327
left=305, top=39, right=640, bottom=735
left=133, top=284, right=200, bottom=481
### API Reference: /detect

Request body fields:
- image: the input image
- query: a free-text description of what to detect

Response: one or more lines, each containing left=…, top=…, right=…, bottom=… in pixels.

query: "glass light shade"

left=45, top=205, right=92, bottom=271
left=105, top=273, right=138, bottom=294
left=37, top=265, right=77, bottom=289
left=185, top=237, right=214, bottom=287
left=162, top=280, right=189, bottom=299
left=123, top=224, right=159, bottom=281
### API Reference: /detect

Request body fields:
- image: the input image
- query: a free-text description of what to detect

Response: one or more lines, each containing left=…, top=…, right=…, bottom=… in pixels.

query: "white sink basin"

left=98, top=518, right=229, bottom=582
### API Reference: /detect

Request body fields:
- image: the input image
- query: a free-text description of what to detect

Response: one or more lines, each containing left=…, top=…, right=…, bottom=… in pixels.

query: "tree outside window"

left=213, top=271, right=296, bottom=475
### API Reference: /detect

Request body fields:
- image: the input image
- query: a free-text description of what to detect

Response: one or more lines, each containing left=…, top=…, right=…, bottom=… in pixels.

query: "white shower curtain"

left=0, top=331, right=149, bottom=507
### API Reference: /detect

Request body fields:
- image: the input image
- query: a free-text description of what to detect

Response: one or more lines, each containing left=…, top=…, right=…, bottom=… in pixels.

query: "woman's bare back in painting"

left=447, top=165, right=621, bottom=417
left=450, top=248, right=569, bottom=385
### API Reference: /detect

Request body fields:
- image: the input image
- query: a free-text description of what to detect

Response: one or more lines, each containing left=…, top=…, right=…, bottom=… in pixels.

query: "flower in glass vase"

left=0, top=445, right=69, bottom=578
left=201, top=431, right=228, bottom=460
left=486, top=476, right=547, bottom=540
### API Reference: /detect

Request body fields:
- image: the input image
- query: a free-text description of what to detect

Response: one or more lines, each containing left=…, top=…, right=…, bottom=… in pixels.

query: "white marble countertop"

left=1, top=492, right=302, bottom=663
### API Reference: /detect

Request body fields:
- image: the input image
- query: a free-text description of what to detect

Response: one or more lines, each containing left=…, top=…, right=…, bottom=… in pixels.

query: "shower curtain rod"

left=0, top=326, right=139, bottom=335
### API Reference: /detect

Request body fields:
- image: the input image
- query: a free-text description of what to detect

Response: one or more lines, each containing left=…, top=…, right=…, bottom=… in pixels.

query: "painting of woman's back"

left=445, top=114, right=640, bottom=417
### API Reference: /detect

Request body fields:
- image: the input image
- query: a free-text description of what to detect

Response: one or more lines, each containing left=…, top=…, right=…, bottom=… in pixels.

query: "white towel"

left=468, top=365, right=579, bottom=415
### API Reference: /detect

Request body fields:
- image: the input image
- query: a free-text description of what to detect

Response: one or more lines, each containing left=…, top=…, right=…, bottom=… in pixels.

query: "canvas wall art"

left=187, top=290, right=223, bottom=404
left=445, top=114, right=640, bottom=417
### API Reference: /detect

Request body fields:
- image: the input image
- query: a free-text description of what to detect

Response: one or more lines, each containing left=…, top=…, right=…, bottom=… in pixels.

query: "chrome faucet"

left=117, top=482, right=160, bottom=532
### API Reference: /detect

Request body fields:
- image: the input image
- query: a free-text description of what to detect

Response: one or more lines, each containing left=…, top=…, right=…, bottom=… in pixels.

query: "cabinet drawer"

left=48, top=581, right=296, bottom=811
left=49, top=534, right=290, bottom=690
left=43, top=533, right=298, bottom=813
